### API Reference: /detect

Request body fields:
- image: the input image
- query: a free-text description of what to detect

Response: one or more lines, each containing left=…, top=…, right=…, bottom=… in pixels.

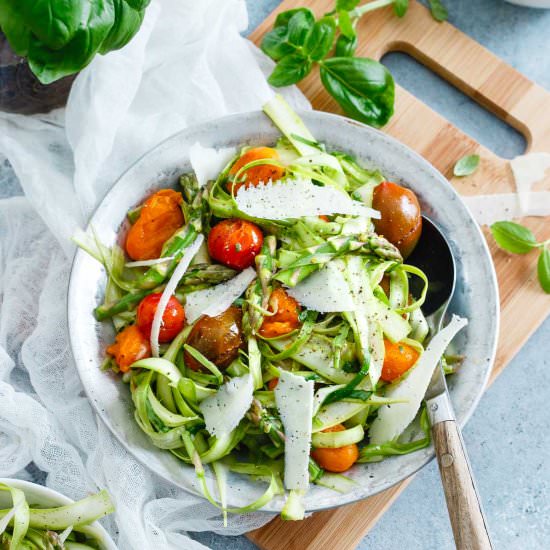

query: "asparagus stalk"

left=275, top=234, right=402, bottom=287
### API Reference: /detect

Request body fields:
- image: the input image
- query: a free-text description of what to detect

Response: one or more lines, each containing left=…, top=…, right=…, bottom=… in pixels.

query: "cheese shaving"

left=463, top=192, right=550, bottom=225
left=189, top=142, right=236, bottom=188
left=199, top=374, right=254, bottom=438
left=235, top=177, right=381, bottom=220
left=286, top=260, right=355, bottom=312
left=369, top=315, right=468, bottom=444
left=275, top=370, right=314, bottom=490
left=150, top=234, right=204, bottom=357
left=510, top=152, right=550, bottom=215
left=185, top=267, right=256, bottom=323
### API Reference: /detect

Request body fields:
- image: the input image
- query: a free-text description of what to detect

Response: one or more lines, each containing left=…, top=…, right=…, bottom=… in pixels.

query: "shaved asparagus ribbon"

left=0, top=483, right=114, bottom=547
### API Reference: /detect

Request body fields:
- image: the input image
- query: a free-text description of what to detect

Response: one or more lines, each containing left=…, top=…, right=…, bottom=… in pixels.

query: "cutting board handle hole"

left=381, top=51, right=527, bottom=159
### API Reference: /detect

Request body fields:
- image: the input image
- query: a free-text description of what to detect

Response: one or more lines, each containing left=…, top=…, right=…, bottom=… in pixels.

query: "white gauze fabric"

left=0, top=1, right=309, bottom=547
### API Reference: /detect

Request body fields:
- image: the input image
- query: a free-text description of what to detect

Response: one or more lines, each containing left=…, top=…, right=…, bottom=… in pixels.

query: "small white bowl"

left=0, top=478, right=117, bottom=550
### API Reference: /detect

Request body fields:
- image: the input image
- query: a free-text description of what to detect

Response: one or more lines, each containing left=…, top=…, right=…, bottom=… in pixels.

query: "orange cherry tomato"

left=184, top=306, right=244, bottom=372
left=259, top=288, right=301, bottom=338
left=208, top=218, right=263, bottom=270
left=136, top=293, right=185, bottom=343
left=267, top=378, right=279, bottom=391
left=372, top=181, right=422, bottom=258
left=380, top=339, right=420, bottom=382
left=228, top=147, right=285, bottom=194
left=106, top=325, right=151, bottom=373
left=311, top=424, right=359, bottom=473
left=318, top=215, right=330, bottom=222
left=126, top=189, right=184, bottom=261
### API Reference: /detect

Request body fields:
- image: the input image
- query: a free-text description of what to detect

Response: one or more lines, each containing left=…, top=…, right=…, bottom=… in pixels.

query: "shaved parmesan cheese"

left=286, top=260, right=355, bottom=312
left=463, top=192, right=550, bottom=225
left=369, top=315, right=468, bottom=445
left=200, top=374, right=254, bottom=438
left=125, top=256, right=174, bottom=268
left=150, top=235, right=204, bottom=357
left=189, top=142, right=236, bottom=188
left=185, top=267, right=256, bottom=323
left=235, top=177, right=381, bottom=220
left=511, top=152, right=550, bottom=214
left=275, top=370, right=314, bottom=490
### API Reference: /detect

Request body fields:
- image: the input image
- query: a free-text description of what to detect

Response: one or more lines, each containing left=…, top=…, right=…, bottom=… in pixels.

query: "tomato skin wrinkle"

left=136, top=292, right=185, bottom=343
left=208, top=218, right=263, bottom=270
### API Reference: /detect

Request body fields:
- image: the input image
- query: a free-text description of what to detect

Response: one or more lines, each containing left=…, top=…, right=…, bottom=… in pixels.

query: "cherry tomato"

left=372, top=181, right=422, bottom=258
left=208, top=219, right=263, bottom=270
left=311, top=424, right=359, bottom=473
left=259, top=287, right=301, bottom=338
left=267, top=378, right=279, bottom=391
left=380, top=339, right=420, bottom=382
left=106, top=325, right=151, bottom=373
left=184, top=306, right=244, bottom=371
left=136, top=293, right=185, bottom=343
left=228, top=147, right=285, bottom=194
left=126, top=189, right=184, bottom=260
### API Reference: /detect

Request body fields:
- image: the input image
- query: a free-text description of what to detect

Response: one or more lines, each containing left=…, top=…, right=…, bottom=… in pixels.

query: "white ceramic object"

left=68, top=110, right=499, bottom=513
left=0, top=478, right=117, bottom=550
left=506, top=0, right=550, bottom=7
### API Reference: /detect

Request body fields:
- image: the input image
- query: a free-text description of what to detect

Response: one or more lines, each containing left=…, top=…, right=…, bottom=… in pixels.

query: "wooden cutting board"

left=247, top=1, right=550, bottom=548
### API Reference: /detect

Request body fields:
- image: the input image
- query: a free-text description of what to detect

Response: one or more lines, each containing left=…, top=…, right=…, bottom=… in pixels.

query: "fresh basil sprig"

left=261, top=0, right=444, bottom=128
left=490, top=221, right=550, bottom=293
left=0, top=0, right=150, bottom=84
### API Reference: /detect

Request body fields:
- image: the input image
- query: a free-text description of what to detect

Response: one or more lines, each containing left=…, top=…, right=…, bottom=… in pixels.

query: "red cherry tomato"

left=208, top=219, right=263, bottom=270
left=136, top=293, right=185, bottom=343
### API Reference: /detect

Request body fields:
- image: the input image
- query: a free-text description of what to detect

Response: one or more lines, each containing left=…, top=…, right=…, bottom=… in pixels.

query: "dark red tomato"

left=208, top=219, right=263, bottom=270
left=136, top=293, right=185, bottom=343
left=184, top=306, right=244, bottom=371
left=372, top=181, right=422, bottom=258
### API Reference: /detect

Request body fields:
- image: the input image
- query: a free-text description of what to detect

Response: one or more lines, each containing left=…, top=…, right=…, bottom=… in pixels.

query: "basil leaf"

left=305, top=16, right=337, bottom=61
left=393, top=0, right=409, bottom=17
left=336, top=0, right=360, bottom=10
left=453, top=154, right=480, bottom=177
left=537, top=248, right=550, bottom=293
left=335, top=33, right=358, bottom=57
left=268, top=53, right=312, bottom=87
left=274, top=8, right=312, bottom=28
left=287, top=9, right=315, bottom=46
left=0, top=2, right=31, bottom=55
left=338, top=10, right=355, bottom=40
left=490, top=221, right=538, bottom=255
left=428, top=0, right=448, bottom=22
left=261, top=26, right=296, bottom=61
left=320, top=57, right=395, bottom=127
left=100, top=0, right=145, bottom=53
left=27, top=1, right=116, bottom=85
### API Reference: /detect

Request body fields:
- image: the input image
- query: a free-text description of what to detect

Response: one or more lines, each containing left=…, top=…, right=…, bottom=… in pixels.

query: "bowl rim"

left=68, top=108, right=499, bottom=513
left=0, top=478, right=117, bottom=550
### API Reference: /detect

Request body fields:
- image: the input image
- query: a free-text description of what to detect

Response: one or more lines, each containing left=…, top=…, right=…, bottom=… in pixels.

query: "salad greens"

left=0, top=0, right=150, bottom=84
left=261, top=0, right=448, bottom=128
left=76, top=95, right=468, bottom=520
left=491, top=221, right=550, bottom=293
left=0, top=483, right=114, bottom=549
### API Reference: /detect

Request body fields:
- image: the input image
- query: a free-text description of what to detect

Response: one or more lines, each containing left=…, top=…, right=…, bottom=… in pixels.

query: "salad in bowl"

left=72, top=96, right=492, bottom=520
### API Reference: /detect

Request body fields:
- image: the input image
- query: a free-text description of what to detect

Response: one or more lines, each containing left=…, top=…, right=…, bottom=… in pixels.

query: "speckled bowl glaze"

left=68, top=110, right=499, bottom=513
left=0, top=478, right=116, bottom=549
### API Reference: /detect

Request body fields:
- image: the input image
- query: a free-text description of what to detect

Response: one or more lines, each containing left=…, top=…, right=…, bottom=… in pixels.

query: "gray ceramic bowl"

left=68, top=110, right=499, bottom=513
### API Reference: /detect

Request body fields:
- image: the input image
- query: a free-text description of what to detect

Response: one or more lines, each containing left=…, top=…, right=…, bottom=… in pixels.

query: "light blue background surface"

left=1, top=1, right=548, bottom=548
left=192, top=1, right=550, bottom=549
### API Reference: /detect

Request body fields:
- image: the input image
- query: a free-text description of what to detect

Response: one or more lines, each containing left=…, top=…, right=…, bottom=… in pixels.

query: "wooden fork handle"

left=432, top=419, right=493, bottom=550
